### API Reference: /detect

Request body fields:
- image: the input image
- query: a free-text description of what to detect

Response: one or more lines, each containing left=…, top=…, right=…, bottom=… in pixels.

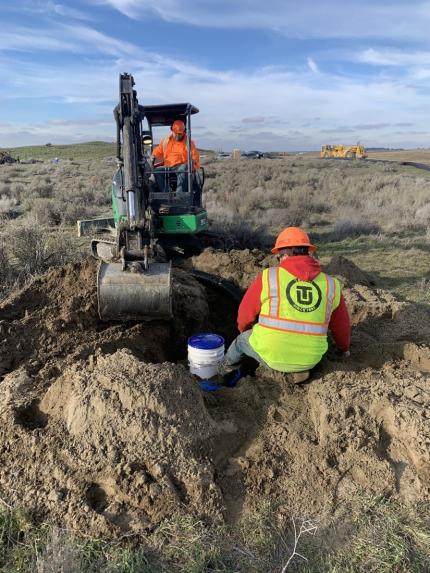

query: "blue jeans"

left=154, top=164, right=189, bottom=193
left=224, top=330, right=270, bottom=369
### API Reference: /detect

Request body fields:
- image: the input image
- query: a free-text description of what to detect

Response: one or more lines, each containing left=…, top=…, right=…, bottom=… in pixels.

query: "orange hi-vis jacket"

left=249, top=266, right=342, bottom=372
left=152, top=135, right=200, bottom=170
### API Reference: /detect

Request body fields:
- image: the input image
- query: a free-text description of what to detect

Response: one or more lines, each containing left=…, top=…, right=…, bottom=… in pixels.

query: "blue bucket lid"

left=188, top=332, right=225, bottom=350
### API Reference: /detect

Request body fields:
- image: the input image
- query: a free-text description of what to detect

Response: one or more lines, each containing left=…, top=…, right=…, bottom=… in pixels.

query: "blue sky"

left=1, top=0, right=430, bottom=150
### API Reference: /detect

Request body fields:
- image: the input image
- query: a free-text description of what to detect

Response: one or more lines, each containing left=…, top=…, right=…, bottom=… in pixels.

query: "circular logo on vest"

left=286, top=279, right=322, bottom=313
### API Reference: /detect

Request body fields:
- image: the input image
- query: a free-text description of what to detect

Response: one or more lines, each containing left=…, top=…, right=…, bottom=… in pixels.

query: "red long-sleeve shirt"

left=237, top=256, right=351, bottom=352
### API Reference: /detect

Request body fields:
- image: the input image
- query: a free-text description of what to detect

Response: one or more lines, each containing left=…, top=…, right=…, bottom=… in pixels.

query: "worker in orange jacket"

left=151, top=119, right=200, bottom=194
left=218, top=227, right=351, bottom=383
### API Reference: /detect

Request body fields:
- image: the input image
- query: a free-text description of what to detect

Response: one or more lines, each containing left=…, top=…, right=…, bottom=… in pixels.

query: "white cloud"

left=0, top=127, right=115, bottom=148
left=0, top=28, right=78, bottom=53
left=96, top=0, right=430, bottom=41
left=353, top=48, right=430, bottom=86
left=241, top=116, right=267, bottom=125
left=0, top=20, right=229, bottom=86
left=1, top=52, right=427, bottom=150
left=6, top=1, right=92, bottom=21
left=51, top=2, right=92, bottom=20
left=356, top=48, right=430, bottom=67
left=1, top=13, right=430, bottom=149
left=93, top=0, right=142, bottom=19
left=47, top=119, right=112, bottom=126
left=0, top=24, right=141, bottom=58
left=307, top=57, right=319, bottom=74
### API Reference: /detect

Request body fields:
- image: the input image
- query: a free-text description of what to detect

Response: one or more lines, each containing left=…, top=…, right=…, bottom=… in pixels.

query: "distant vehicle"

left=242, top=150, right=263, bottom=158
left=320, top=144, right=367, bottom=159
left=216, top=152, right=231, bottom=159
left=0, top=151, right=18, bottom=165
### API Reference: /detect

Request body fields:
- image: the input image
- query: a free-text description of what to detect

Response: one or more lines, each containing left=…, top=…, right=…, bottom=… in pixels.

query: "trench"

left=0, top=261, right=243, bottom=382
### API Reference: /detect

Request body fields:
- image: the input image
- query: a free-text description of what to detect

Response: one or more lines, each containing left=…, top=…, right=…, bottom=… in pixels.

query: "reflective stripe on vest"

left=324, top=273, right=336, bottom=323
left=258, top=315, right=327, bottom=335
left=162, top=135, right=190, bottom=155
left=258, top=267, right=336, bottom=336
left=268, top=267, right=278, bottom=316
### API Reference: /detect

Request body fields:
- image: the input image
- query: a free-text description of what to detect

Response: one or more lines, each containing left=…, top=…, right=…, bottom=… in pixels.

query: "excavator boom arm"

left=115, top=73, right=147, bottom=226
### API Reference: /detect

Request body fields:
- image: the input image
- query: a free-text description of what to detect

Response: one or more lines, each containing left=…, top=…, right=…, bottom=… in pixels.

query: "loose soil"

left=0, top=251, right=429, bottom=539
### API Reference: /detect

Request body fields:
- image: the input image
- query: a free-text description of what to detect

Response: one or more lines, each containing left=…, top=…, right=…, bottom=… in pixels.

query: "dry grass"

left=8, top=141, right=116, bottom=162
left=203, top=156, right=430, bottom=236
left=202, top=157, right=430, bottom=306
left=0, top=495, right=428, bottom=572
left=0, top=157, right=113, bottom=227
left=0, top=222, right=83, bottom=297
left=367, top=149, right=430, bottom=162
left=3, top=151, right=430, bottom=239
left=1, top=151, right=430, bottom=304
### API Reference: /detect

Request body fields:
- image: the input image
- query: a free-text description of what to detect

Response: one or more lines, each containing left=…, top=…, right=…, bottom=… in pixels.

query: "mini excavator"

left=79, top=73, right=235, bottom=321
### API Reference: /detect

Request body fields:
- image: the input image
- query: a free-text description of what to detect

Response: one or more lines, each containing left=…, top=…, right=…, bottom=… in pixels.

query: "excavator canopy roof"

left=140, top=103, right=199, bottom=127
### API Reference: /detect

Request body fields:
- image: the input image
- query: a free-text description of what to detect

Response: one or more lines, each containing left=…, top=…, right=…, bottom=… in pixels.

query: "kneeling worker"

left=219, top=227, right=351, bottom=382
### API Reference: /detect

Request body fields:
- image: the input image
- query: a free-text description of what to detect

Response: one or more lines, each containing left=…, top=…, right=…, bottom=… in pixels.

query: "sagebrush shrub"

left=24, top=198, right=62, bottom=226
left=2, top=154, right=430, bottom=256
left=416, top=203, right=430, bottom=223
left=330, top=219, right=381, bottom=241
left=210, top=217, right=272, bottom=250
left=0, top=195, right=18, bottom=216
left=6, top=225, right=76, bottom=277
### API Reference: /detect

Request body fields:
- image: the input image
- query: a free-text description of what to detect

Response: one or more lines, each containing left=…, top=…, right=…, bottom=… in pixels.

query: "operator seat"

left=152, top=165, right=204, bottom=207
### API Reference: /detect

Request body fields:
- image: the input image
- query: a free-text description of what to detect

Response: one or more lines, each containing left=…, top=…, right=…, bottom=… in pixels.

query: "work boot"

left=217, top=358, right=239, bottom=376
left=289, top=371, right=310, bottom=385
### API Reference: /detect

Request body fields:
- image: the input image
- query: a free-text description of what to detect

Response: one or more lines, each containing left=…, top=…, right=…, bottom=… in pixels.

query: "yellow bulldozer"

left=320, top=144, right=367, bottom=159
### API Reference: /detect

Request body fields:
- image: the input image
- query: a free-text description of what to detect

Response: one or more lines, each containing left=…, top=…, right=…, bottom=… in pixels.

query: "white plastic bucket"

left=188, top=333, right=225, bottom=379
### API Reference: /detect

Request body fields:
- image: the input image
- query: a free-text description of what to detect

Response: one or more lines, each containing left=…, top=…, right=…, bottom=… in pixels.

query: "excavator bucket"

left=97, top=261, right=172, bottom=321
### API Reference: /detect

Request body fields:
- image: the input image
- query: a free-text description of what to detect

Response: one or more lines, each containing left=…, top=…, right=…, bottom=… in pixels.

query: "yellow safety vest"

left=249, top=267, right=341, bottom=372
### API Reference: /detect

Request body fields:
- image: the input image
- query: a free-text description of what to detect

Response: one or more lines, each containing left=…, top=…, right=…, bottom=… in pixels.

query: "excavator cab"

left=143, top=103, right=204, bottom=205
left=111, top=102, right=205, bottom=220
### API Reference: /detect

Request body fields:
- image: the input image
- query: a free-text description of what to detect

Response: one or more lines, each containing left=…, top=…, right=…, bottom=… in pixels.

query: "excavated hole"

left=160, top=280, right=240, bottom=363
left=87, top=281, right=240, bottom=366
left=0, top=258, right=243, bottom=379
left=14, top=401, right=48, bottom=430
left=86, top=483, right=108, bottom=513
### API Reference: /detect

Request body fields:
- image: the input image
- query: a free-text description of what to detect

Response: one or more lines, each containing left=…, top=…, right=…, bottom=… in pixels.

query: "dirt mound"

left=191, top=247, right=276, bottom=288
left=0, top=259, right=212, bottom=381
left=0, top=258, right=236, bottom=536
left=0, top=250, right=429, bottom=539
left=209, top=358, right=430, bottom=523
left=192, top=249, right=373, bottom=289
left=324, top=254, right=375, bottom=287
left=0, top=352, right=223, bottom=536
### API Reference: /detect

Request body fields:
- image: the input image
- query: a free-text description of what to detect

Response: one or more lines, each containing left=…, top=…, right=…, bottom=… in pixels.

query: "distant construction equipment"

left=320, top=144, right=367, bottom=159
left=0, top=150, right=18, bottom=165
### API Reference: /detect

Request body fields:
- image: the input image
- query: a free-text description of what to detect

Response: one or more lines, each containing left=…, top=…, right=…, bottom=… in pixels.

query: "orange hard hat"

left=271, top=227, right=316, bottom=254
left=171, top=120, right=186, bottom=134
